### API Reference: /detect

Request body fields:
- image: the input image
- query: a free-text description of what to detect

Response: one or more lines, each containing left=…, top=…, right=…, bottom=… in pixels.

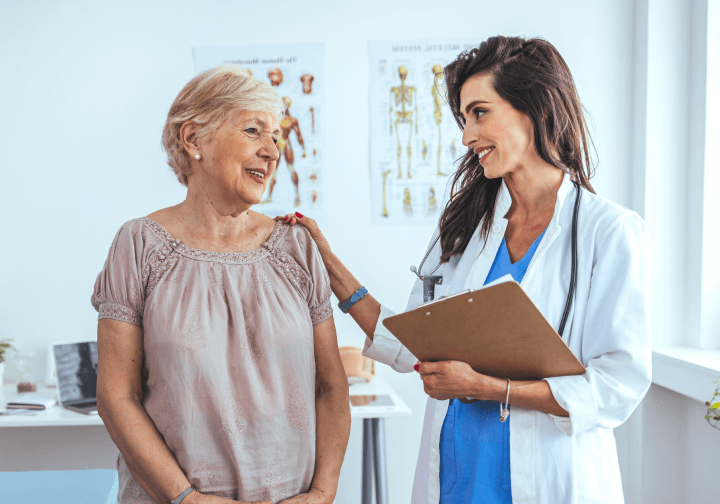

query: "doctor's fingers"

left=417, top=361, right=450, bottom=375
left=421, top=376, right=452, bottom=400
left=276, top=213, right=299, bottom=225
left=276, top=212, right=333, bottom=257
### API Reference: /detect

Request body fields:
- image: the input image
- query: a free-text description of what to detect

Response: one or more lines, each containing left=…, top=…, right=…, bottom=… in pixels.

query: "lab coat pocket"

left=575, top=430, right=623, bottom=503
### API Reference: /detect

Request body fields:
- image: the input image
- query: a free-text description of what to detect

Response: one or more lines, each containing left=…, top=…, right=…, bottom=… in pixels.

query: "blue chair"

left=0, top=469, right=118, bottom=504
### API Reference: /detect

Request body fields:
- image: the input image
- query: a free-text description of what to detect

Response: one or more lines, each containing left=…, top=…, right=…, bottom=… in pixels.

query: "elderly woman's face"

left=197, top=110, right=280, bottom=209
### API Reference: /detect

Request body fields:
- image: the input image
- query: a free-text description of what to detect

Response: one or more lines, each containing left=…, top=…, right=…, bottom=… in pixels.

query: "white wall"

left=612, top=1, right=720, bottom=503
left=5, top=1, right=715, bottom=503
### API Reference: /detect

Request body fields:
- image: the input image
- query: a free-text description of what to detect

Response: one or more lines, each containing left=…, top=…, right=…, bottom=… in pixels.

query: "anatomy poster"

left=194, top=43, right=327, bottom=222
left=369, top=40, right=478, bottom=225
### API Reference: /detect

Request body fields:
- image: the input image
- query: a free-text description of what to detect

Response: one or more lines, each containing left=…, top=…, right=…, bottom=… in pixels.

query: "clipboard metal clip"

left=417, top=289, right=472, bottom=309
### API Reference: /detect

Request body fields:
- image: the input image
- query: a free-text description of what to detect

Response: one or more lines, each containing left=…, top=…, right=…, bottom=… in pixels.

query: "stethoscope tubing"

left=414, top=182, right=582, bottom=337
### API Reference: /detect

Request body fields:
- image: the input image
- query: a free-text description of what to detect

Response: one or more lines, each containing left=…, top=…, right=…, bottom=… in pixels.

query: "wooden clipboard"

left=382, top=281, right=585, bottom=380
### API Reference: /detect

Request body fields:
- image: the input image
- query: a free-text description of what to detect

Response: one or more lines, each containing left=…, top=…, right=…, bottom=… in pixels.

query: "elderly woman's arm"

left=281, top=318, right=350, bottom=504
left=97, top=319, right=268, bottom=504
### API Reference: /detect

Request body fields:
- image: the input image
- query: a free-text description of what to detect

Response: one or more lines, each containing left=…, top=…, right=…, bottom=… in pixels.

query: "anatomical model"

left=428, top=187, right=437, bottom=215
left=268, top=68, right=283, bottom=87
left=381, top=169, right=392, bottom=217
left=300, top=74, right=315, bottom=94
left=389, top=65, right=418, bottom=179
left=431, top=64, right=448, bottom=176
left=403, top=187, right=413, bottom=216
left=263, top=96, right=305, bottom=206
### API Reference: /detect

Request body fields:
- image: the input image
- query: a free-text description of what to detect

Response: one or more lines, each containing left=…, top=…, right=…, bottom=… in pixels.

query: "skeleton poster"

left=369, top=40, right=478, bottom=225
left=194, top=43, right=327, bottom=222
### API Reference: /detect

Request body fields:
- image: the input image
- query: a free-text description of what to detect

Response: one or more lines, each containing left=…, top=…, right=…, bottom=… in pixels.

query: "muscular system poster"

left=194, top=43, right=327, bottom=222
left=369, top=40, right=478, bottom=225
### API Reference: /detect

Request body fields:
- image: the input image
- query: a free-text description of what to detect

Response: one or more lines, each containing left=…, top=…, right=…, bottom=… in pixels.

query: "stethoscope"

left=411, top=181, right=582, bottom=337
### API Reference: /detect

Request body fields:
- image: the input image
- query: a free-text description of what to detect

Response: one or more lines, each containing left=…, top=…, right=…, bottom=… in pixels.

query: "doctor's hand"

left=275, top=212, right=332, bottom=258
left=416, top=360, right=503, bottom=401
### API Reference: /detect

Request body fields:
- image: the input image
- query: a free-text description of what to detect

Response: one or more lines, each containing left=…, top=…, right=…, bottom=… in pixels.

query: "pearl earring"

left=194, top=154, right=200, bottom=160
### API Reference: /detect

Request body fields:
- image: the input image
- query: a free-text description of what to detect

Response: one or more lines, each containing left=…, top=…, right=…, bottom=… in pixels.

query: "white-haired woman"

left=91, top=65, right=350, bottom=504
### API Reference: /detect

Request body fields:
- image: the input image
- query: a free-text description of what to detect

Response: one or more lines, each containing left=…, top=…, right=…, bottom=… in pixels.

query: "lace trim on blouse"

left=141, top=217, right=289, bottom=264
left=142, top=243, right=180, bottom=299
left=138, top=218, right=322, bottom=320
left=98, top=302, right=142, bottom=326
left=310, top=300, right=333, bottom=325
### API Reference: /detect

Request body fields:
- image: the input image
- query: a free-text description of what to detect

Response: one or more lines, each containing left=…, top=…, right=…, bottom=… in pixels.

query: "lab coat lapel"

left=521, top=174, right=575, bottom=311
left=446, top=179, right=513, bottom=294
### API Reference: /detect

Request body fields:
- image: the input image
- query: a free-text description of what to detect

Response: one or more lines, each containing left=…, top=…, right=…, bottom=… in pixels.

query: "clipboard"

left=382, top=281, right=585, bottom=380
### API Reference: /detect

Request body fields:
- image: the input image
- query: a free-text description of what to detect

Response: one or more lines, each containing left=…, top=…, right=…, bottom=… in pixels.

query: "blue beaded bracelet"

left=338, top=286, right=368, bottom=314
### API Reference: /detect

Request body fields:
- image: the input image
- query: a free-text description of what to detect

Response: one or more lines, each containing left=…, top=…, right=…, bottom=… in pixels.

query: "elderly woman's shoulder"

left=270, top=217, right=314, bottom=251
left=109, top=215, right=174, bottom=250
left=112, top=217, right=150, bottom=238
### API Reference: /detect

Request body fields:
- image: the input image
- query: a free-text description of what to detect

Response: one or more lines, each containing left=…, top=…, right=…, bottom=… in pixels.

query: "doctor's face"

left=459, top=73, right=541, bottom=179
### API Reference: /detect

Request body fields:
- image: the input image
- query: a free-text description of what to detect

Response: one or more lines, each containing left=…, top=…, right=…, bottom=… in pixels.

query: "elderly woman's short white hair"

left=162, top=64, right=285, bottom=186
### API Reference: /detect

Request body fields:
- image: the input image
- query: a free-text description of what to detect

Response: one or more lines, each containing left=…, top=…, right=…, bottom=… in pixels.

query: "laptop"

left=52, top=341, right=98, bottom=415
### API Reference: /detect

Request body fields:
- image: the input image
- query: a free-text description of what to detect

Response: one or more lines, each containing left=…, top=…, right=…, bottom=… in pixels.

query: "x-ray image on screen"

left=53, top=342, right=98, bottom=403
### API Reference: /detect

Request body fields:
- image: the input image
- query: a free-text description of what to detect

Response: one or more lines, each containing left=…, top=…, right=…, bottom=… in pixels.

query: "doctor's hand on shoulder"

left=416, top=360, right=505, bottom=401
left=275, top=212, right=332, bottom=258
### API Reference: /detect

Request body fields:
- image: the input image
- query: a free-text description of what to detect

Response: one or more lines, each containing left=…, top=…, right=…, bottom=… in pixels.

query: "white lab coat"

left=362, top=174, right=651, bottom=504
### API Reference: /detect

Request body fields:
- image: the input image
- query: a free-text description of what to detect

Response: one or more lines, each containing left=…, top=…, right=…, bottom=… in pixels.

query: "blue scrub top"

left=439, top=228, right=547, bottom=504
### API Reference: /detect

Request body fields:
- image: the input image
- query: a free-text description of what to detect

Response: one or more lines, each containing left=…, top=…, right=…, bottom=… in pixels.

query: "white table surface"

left=0, top=378, right=411, bottom=428
left=348, top=378, right=412, bottom=419
left=0, top=379, right=412, bottom=471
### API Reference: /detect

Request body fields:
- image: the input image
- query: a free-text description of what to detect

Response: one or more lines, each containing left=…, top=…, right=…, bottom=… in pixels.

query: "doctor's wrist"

left=471, top=375, right=507, bottom=402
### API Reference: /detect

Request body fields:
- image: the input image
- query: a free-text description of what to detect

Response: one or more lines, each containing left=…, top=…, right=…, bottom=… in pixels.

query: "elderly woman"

left=91, top=65, right=350, bottom=504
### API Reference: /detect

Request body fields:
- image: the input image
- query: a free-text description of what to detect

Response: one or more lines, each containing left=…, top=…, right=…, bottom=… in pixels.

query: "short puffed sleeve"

left=91, top=219, right=147, bottom=326
left=280, top=225, right=333, bottom=325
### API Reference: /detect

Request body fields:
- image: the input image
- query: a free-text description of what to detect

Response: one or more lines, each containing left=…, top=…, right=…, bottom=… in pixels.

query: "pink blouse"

left=91, top=217, right=333, bottom=503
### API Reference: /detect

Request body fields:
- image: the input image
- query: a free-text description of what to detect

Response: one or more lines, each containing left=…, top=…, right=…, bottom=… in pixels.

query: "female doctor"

left=279, top=36, right=651, bottom=504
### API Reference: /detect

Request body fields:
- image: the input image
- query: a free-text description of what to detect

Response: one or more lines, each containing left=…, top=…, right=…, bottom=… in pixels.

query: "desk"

left=349, top=379, right=412, bottom=504
left=0, top=385, right=116, bottom=472
left=1, top=381, right=412, bottom=503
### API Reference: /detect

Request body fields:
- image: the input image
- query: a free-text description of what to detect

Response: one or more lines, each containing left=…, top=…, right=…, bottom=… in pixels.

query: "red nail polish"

left=295, top=212, right=304, bottom=218
left=283, top=216, right=289, bottom=222
left=414, top=364, right=419, bottom=372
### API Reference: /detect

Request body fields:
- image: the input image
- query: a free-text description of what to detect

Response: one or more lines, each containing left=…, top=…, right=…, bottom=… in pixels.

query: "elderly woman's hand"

left=416, top=360, right=504, bottom=401
left=277, top=487, right=334, bottom=504
left=186, top=490, right=270, bottom=504
left=275, top=212, right=332, bottom=259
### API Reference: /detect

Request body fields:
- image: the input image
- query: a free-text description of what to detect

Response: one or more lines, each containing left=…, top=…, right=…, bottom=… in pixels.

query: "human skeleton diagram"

left=389, top=65, right=418, bottom=179
left=428, top=187, right=437, bottom=215
left=263, top=96, right=305, bottom=207
left=381, top=169, right=392, bottom=217
left=431, top=64, right=448, bottom=176
left=403, top=187, right=413, bottom=216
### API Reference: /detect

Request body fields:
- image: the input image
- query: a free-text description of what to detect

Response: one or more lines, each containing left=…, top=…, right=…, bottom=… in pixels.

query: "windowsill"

left=652, top=347, right=720, bottom=403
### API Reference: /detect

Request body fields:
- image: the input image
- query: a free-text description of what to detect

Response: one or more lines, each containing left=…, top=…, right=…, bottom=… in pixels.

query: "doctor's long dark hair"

left=438, top=36, right=596, bottom=264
